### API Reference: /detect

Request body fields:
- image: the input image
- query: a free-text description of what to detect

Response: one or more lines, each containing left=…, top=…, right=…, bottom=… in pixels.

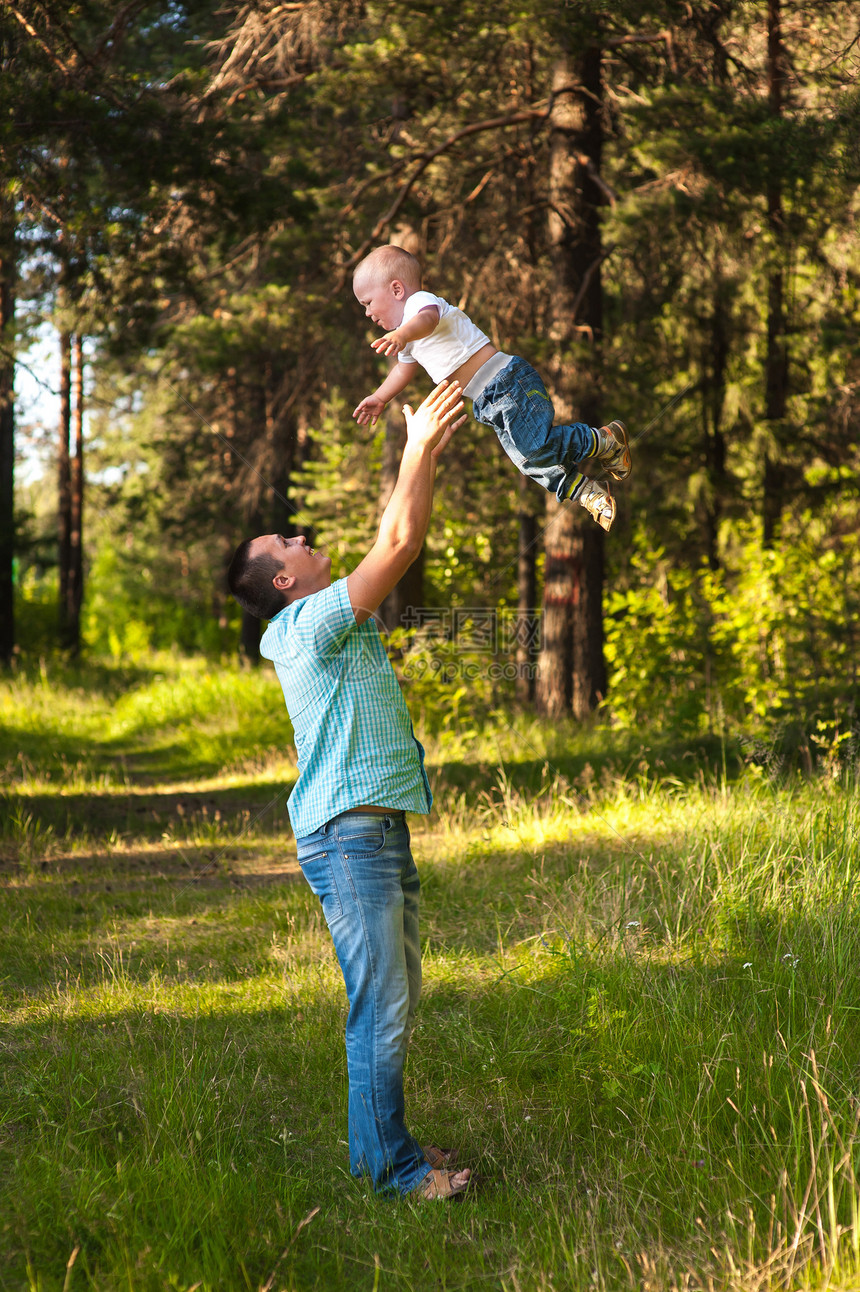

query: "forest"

left=2, top=0, right=857, bottom=742
left=3, top=4, right=860, bottom=1291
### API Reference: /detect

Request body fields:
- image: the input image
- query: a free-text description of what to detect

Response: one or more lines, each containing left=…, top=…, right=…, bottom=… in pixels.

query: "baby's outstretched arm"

left=353, top=360, right=415, bottom=426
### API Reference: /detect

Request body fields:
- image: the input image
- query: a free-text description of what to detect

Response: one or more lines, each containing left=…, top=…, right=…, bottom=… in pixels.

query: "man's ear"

left=273, top=572, right=294, bottom=591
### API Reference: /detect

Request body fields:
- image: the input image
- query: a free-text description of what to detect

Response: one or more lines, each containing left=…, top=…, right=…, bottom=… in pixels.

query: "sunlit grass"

left=2, top=658, right=860, bottom=1289
left=0, top=654, right=293, bottom=789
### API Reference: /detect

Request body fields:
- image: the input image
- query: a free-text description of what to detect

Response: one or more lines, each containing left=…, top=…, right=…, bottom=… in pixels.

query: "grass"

left=3, top=656, right=860, bottom=1290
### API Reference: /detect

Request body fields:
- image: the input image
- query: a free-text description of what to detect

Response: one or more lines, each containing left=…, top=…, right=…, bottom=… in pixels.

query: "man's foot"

left=575, top=478, right=616, bottom=532
left=423, top=1144, right=457, bottom=1169
left=594, top=420, right=632, bottom=481
left=414, top=1167, right=471, bottom=1201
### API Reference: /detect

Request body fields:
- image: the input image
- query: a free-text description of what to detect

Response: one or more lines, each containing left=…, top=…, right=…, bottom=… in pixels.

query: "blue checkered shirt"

left=260, top=577, right=432, bottom=838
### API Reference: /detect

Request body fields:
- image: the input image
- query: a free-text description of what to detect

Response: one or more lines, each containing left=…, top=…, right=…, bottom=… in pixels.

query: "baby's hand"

left=353, top=393, right=386, bottom=427
left=371, top=330, right=404, bottom=358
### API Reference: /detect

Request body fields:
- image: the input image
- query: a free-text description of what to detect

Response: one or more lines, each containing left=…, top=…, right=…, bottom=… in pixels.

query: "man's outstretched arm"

left=347, top=380, right=464, bottom=625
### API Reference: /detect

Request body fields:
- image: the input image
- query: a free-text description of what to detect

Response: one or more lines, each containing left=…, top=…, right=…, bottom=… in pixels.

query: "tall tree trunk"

left=63, top=334, right=84, bottom=653
left=515, top=51, right=541, bottom=706
left=377, top=398, right=423, bottom=633
left=233, top=364, right=303, bottom=662
left=515, top=474, right=537, bottom=703
left=536, top=45, right=606, bottom=718
left=286, top=410, right=312, bottom=545
left=0, top=195, right=14, bottom=666
left=268, top=361, right=299, bottom=538
left=238, top=368, right=263, bottom=663
left=703, top=266, right=728, bottom=570
left=570, top=518, right=605, bottom=717
left=762, top=0, right=789, bottom=547
left=58, top=328, right=72, bottom=634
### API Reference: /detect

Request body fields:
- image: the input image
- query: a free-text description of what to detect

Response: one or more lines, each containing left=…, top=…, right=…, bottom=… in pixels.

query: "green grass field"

left=3, top=658, right=860, bottom=1291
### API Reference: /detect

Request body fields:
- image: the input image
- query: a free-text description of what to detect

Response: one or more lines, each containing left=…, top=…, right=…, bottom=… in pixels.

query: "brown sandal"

left=415, top=1168, right=470, bottom=1201
left=422, top=1144, right=458, bottom=1169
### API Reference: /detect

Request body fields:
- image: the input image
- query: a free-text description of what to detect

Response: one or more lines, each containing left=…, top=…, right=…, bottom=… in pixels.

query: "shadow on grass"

left=3, top=920, right=857, bottom=1292
left=429, top=732, right=741, bottom=803
left=2, top=735, right=723, bottom=851
left=3, top=733, right=729, bottom=884
left=1, top=779, right=296, bottom=845
left=1, top=820, right=699, bottom=994
left=6, top=657, right=165, bottom=698
left=1, top=725, right=298, bottom=785
left=0, top=951, right=794, bottom=1185
left=0, top=726, right=131, bottom=775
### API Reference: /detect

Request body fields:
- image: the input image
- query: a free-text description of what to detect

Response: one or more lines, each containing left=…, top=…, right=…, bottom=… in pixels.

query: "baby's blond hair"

left=353, top=245, right=422, bottom=291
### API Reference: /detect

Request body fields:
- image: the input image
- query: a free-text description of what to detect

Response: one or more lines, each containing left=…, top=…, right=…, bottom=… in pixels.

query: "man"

left=227, top=379, right=471, bottom=1200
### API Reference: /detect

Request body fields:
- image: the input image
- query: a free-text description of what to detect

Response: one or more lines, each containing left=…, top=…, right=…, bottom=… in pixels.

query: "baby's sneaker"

left=595, top=420, right=631, bottom=482
left=575, top=478, right=616, bottom=532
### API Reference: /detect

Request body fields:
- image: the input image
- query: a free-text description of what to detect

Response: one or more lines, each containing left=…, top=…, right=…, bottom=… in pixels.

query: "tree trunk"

left=241, top=372, right=270, bottom=667
left=703, top=269, right=728, bottom=570
left=228, top=366, right=263, bottom=665
left=62, top=334, right=84, bottom=653
left=268, top=361, right=299, bottom=539
left=762, top=0, right=789, bottom=547
left=537, top=514, right=575, bottom=716
left=570, top=524, right=605, bottom=717
left=515, top=474, right=538, bottom=702
left=0, top=196, right=14, bottom=666
left=536, top=44, right=606, bottom=717
left=235, top=364, right=308, bottom=664
left=58, top=328, right=72, bottom=635
left=377, top=398, right=424, bottom=633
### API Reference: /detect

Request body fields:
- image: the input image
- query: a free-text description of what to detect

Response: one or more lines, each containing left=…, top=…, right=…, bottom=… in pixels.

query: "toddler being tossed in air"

left=352, top=245, right=631, bottom=531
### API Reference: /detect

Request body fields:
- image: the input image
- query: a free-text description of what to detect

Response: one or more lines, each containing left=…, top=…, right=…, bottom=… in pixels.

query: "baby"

left=352, top=245, right=631, bottom=531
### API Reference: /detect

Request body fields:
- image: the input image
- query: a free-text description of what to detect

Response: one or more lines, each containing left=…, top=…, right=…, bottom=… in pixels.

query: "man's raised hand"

left=402, top=380, right=465, bottom=458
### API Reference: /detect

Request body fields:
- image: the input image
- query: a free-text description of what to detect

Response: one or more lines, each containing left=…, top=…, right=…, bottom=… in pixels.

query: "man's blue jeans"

left=472, top=355, right=595, bottom=502
left=296, top=812, right=431, bottom=1196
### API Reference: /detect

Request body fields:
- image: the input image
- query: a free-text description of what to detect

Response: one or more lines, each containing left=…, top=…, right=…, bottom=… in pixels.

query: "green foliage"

left=391, top=627, right=513, bottom=739
left=13, top=566, right=61, bottom=656
left=605, top=540, right=712, bottom=734
left=81, top=544, right=236, bottom=659
left=606, top=512, right=860, bottom=754
left=289, top=393, right=384, bottom=572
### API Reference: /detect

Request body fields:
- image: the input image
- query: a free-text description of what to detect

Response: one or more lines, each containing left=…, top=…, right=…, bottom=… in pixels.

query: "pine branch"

left=7, top=3, right=71, bottom=75
left=10, top=1, right=130, bottom=109
left=92, top=0, right=150, bottom=63
left=337, top=105, right=550, bottom=286
left=226, top=73, right=307, bottom=106
left=21, top=188, right=65, bottom=228
left=605, top=30, right=677, bottom=75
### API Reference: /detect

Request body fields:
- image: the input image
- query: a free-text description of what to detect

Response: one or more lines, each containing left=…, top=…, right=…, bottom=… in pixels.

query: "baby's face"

left=354, top=274, right=406, bottom=331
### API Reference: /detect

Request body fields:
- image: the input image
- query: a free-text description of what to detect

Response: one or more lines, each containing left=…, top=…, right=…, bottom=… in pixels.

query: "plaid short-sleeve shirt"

left=260, top=577, right=432, bottom=838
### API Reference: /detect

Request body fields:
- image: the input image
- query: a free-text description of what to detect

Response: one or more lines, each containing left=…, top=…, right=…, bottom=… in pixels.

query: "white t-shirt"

left=398, top=291, right=491, bottom=382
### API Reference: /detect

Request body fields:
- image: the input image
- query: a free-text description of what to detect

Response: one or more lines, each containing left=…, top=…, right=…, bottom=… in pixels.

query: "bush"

left=604, top=518, right=860, bottom=762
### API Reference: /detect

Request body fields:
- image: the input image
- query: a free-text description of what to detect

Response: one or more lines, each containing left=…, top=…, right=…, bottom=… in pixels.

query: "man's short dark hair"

left=227, top=539, right=287, bottom=620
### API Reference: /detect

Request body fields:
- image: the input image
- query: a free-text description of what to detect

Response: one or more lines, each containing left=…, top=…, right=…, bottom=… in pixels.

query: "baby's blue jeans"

left=472, top=355, right=595, bottom=501
left=296, top=811, right=431, bottom=1196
